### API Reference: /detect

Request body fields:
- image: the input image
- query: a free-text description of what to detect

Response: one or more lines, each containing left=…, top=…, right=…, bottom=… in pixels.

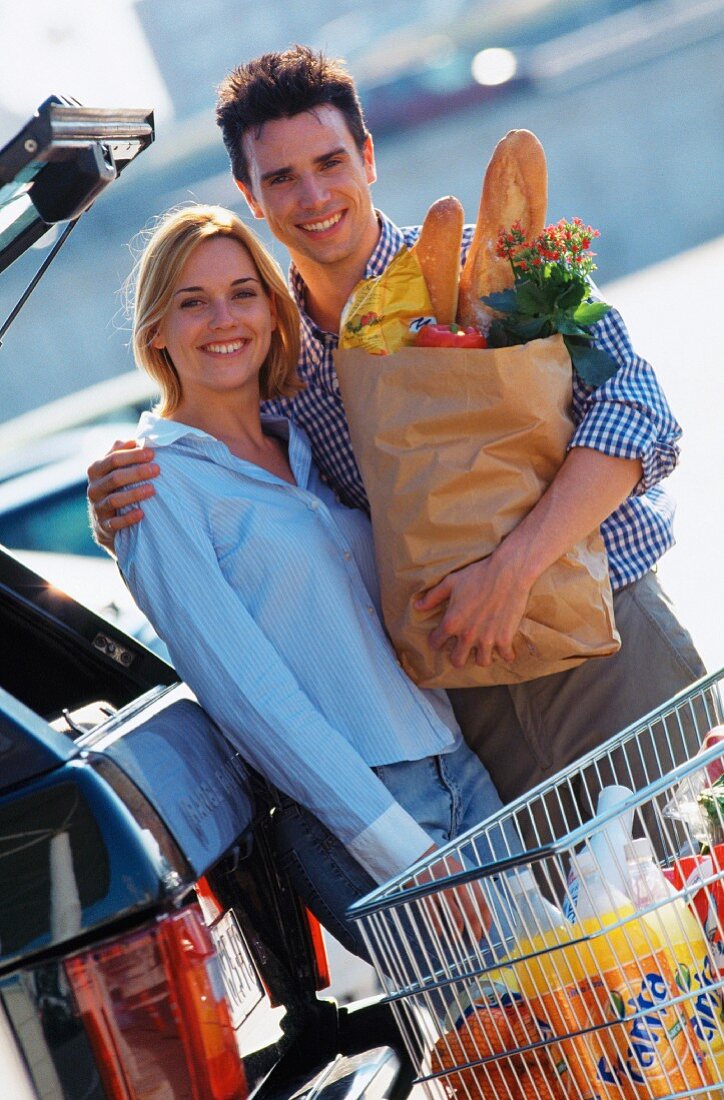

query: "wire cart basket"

left=349, top=669, right=724, bottom=1099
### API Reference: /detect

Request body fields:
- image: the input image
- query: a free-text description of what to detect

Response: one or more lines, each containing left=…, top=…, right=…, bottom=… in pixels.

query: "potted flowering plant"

left=483, top=218, right=618, bottom=386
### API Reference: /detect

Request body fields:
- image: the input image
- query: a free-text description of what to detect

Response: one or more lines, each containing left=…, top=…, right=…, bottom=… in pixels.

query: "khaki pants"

left=448, top=572, right=707, bottom=850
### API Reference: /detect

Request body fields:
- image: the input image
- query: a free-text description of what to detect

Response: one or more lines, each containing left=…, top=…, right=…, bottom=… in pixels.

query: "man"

left=88, top=45, right=705, bottom=809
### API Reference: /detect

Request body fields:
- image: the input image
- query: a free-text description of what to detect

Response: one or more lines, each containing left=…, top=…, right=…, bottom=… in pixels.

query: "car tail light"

left=303, top=909, right=331, bottom=991
left=64, top=904, right=246, bottom=1099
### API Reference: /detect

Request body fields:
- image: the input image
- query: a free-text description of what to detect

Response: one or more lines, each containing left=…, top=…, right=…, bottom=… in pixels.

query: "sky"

left=0, top=0, right=172, bottom=123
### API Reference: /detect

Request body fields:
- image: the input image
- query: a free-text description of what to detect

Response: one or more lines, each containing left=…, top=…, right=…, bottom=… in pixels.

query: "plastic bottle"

left=563, top=786, right=634, bottom=921
left=624, top=837, right=724, bottom=1079
left=509, top=869, right=602, bottom=1100
left=570, top=849, right=717, bottom=1098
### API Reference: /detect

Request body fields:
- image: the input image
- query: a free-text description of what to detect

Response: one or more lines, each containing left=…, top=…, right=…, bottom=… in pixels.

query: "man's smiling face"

left=236, top=105, right=380, bottom=273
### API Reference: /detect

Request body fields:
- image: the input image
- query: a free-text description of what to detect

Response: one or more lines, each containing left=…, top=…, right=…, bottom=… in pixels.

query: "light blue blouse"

left=116, top=411, right=462, bottom=882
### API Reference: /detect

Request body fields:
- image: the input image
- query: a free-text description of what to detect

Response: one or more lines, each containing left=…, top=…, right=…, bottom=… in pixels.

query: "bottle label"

left=579, top=949, right=714, bottom=1097
left=534, top=983, right=605, bottom=1100
left=674, top=950, right=724, bottom=1059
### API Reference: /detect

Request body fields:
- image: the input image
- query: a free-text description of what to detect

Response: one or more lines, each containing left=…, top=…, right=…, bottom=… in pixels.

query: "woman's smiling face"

left=152, top=235, right=276, bottom=418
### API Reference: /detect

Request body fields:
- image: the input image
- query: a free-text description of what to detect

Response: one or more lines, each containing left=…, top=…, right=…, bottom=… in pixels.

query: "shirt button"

left=309, top=500, right=319, bottom=511
left=367, top=606, right=375, bottom=616
left=343, top=550, right=352, bottom=560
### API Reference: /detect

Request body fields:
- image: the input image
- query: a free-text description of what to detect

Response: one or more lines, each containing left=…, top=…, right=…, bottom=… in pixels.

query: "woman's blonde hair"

left=128, top=204, right=302, bottom=414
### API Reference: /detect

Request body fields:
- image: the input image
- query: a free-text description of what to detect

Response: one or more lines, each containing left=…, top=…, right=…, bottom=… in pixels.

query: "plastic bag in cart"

left=662, top=725, right=724, bottom=841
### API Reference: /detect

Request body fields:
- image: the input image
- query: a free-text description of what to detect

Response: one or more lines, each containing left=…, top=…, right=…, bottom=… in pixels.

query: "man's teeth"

left=206, top=340, right=244, bottom=354
left=303, top=213, right=342, bottom=232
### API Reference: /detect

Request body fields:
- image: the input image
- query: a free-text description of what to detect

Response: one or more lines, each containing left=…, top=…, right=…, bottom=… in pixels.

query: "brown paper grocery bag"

left=334, top=334, right=620, bottom=688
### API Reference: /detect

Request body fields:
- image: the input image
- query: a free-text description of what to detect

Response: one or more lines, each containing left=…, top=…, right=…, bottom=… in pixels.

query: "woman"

left=115, top=205, right=514, bottom=958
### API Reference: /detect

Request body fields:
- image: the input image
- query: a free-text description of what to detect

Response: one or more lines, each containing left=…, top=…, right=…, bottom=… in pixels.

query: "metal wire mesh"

left=350, top=670, right=724, bottom=1099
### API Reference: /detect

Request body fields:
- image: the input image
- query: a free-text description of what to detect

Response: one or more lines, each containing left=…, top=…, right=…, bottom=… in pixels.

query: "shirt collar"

left=137, top=409, right=291, bottom=445
left=289, top=210, right=405, bottom=342
left=135, top=409, right=312, bottom=488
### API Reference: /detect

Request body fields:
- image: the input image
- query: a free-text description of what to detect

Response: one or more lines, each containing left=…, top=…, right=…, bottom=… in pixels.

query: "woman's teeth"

left=206, top=340, right=244, bottom=354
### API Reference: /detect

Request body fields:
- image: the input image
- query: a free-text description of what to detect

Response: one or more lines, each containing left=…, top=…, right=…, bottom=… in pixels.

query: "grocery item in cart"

left=670, top=845, right=724, bottom=978
left=431, top=994, right=570, bottom=1099
left=510, top=869, right=605, bottom=1100
left=563, top=786, right=635, bottom=921
left=624, top=837, right=724, bottom=1078
left=663, top=725, right=724, bottom=841
left=570, top=850, right=716, bottom=1097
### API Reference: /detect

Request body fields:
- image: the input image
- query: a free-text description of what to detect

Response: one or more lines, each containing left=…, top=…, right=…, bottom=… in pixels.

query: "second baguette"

left=412, top=195, right=465, bottom=325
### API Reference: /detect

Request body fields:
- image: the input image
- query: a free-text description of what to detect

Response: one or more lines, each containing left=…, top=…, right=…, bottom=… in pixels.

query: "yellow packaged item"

left=338, top=245, right=434, bottom=356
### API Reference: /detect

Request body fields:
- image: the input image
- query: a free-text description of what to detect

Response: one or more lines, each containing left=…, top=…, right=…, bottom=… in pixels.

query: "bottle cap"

left=570, top=849, right=598, bottom=877
left=596, top=785, right=634, bottom=815
left=624, top=837, right=655, bottom=863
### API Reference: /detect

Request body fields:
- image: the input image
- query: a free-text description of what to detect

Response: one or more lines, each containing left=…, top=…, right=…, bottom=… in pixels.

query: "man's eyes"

left=267, top=157, right=346, bottom=185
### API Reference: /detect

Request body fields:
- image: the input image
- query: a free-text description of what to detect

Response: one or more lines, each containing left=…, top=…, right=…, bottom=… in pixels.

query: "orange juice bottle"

left=509, top=869, right=607, bottom=1099
left=624, top=837, right=724, bottom=1081
left=570, top=850, right=717, bottom=1099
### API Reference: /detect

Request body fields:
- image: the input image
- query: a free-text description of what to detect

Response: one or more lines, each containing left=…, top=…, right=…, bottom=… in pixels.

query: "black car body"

left=0, top=98, right=409, bottom=1100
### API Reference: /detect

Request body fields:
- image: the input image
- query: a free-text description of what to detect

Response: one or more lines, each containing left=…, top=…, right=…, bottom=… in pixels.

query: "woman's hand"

left=86, top=440, right=159, bottom=552
left=411, top=846, right=492, bottom=942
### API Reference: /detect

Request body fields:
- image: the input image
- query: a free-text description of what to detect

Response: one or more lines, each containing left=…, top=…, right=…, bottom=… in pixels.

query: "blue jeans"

left=272, top=737, right=518, bottom=962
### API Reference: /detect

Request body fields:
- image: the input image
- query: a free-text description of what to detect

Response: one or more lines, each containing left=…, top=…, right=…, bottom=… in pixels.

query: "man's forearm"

left=495, top=445, right=643, bottom=589
left=421, top=446, right=643, bottom=666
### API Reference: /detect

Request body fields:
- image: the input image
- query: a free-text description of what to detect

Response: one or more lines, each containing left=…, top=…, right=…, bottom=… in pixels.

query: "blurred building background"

left=1, top=0, right=722, bottom=417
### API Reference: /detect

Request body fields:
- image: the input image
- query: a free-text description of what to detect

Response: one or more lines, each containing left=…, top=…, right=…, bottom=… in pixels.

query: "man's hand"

left=416, top=553, right=525, bottom=669
left=87, top=440, right=159, bottom=552
left=412, top=846, right=492, bottom=942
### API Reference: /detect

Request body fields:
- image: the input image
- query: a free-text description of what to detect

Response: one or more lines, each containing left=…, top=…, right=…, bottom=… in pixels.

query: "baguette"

left=458, top=129, right=547, bottom=331
left=412, top=195, right=464, bottom=325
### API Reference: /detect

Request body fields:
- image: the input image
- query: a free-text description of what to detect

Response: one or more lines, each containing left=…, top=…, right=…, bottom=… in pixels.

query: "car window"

left=0, top=484, right=103, bottom=557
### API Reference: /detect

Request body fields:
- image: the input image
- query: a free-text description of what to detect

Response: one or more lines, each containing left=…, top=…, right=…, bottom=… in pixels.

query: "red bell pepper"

left=414, top=323, right=488, bottom=348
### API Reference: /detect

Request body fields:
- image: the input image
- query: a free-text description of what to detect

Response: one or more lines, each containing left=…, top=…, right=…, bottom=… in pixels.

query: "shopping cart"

left=349, top=669, right=724, bottom=1099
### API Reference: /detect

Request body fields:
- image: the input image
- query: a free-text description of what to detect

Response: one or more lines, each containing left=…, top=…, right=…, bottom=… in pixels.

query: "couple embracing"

left=87, top=46, right=705, bottom=959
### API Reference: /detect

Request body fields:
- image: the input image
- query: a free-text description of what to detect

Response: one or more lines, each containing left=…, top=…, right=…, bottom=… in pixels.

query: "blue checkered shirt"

left=262, top=211, right=681, bottom=590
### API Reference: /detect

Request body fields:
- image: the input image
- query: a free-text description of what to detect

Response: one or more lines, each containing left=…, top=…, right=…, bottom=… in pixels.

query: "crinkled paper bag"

left=334, top=334, right=620, bottom=688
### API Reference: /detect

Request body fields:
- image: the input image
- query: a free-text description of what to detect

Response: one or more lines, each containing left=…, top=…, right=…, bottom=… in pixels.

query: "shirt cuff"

left=347, top=804, right=434, bottom=884
left=569, top=403, right=680, bottom=494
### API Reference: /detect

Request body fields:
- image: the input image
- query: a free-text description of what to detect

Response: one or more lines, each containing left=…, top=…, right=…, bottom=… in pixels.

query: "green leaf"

left=487, top=319, right=516, bottom=347
left=565, top=340, right=619, bottom=386
left=515, top=280, right=554, bottom=315
left=556, top=318, right=593, bottom=338
left=512, top=316, right=550, bottom=340
left=481, top=289, right=517, bottom=314
left=555, top=281, right=587, bottom=311
left=573, top=301, right=611, bottom=325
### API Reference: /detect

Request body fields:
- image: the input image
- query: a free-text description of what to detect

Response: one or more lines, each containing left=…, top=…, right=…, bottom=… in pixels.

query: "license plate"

left=211, top=909, right=263, bottom=1029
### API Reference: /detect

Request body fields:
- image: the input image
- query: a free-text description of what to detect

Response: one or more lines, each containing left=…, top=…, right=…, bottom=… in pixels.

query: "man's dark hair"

left=216, top=45, right=369, bottom=188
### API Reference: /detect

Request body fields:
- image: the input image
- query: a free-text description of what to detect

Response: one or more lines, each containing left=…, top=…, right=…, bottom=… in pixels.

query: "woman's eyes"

left=178, top=290, right=256, bottom=309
